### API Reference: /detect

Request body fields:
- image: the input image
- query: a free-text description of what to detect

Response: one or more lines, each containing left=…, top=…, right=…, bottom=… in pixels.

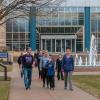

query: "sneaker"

left=25, top=87, right=29, bottom=90
left=28, top=86, right=31, bottom=89
left=21, top=72, right=23, bottom=78
left=43, top=84, right=45, bottom=88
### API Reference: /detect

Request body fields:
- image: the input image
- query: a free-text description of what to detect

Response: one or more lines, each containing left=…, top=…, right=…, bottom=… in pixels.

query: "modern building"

left=4, top=0, right=100, bottom=53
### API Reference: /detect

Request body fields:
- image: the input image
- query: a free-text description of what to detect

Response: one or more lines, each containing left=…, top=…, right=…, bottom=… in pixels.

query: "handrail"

left=0, top=63, right=7, bottom=80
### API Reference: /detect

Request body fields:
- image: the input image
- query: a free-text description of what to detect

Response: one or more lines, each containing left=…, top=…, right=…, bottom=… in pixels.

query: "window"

left=78, top=8, right=84, bottom=13
left=6, top=44, right=12, bottom=51
left=56, top=40, right=61, bottom=52
left=20, top=33, right=25, bottom=41
left=13, top=19, right=19, bottom=32
left=6, top=33, right=12, bottom=40
left=6, top=20, right=13, bottom=32
left=52, top=39, right=55, bottom=52
left=46, top=40, right=51, bottom=52
left=76, top=39, right=83, bottom=51
left=42, top=39, right=45, bottom=50
left=62, top=39, right=65, bottom=52
left=20, top=44, right=25, bottom=51
left=66, top=40, right=71, bottom=49
left=13, top=43, right=20, bottom=51
left=78, top=13, right=84, bottom=25
left=65, top=13, right=71, bottom=25
left=13, top=33, right=19, bottom=41
left=71, top=8, right=77, bottom=13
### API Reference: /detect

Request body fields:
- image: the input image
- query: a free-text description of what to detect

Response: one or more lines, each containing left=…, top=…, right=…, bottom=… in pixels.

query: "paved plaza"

left=8, top=63, right=99, bottom=100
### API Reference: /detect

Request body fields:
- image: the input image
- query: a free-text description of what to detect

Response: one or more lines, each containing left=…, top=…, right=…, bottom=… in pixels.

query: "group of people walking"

left=17, top=47, right=74, bottom=91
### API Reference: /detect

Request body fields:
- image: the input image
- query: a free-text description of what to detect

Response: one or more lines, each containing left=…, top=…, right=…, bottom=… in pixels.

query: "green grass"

left=0, top=76, right=11, bottom=100
left=73, top=75, right=100, bottom=99
left=0, top=65, right=12, bottom=72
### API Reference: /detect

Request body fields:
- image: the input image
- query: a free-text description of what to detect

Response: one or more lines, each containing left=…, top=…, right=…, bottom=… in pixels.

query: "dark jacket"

left=22, top=54, right=34, bottom=69
left=56, top=58, right=62, bottom=71
left=17, top=55, right=23, bottom=65
left=46, top=61, right=55, bottom=76
left=62, top=55, right=74, bottom=72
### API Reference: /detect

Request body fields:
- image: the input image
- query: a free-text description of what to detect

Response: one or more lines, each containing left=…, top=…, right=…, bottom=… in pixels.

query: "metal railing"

left=0, top=63, right=7, bottom=80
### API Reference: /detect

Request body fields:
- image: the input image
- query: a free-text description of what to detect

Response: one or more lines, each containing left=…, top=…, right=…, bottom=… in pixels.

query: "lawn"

left=0, top=65, right=12, bottom=72
left=0, top=76, right=11, bottom=100
left=73, top=75, right=100, bottom=99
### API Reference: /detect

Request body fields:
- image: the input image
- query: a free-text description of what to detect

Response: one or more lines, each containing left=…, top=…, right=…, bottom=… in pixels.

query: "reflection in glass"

left=52, top=39, right=55, bottom=52
left=42, top=39, right=45, bottom=50
left=56, top=40, right=61, bottom=52
left=62, top=39, right=65, bottom=52
left=46, top=40, right=51, bottom=52
left=66, top=40, right=71, bottom=49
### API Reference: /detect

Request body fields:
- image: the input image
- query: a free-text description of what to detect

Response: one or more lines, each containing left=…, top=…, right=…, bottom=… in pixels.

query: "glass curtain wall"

left=6, top=18, right=30, bottom=51
left=37, top=7, right=84, bottom=52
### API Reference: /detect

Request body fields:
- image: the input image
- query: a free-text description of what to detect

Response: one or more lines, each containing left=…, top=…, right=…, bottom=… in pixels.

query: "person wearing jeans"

left=62, top=47, right=74, bottom=91
left=22, top=47, right=34, bottom=90
left=56, top=55, right=64, bottom=80
left=23, top=68, right=32, bottom=89
left=41, top=51, right=49, bottom=88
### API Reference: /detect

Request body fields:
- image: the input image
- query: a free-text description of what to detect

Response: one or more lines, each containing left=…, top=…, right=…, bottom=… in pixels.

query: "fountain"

left=89, top=35, right=97, bottom=66
left=78, top=56, right=83, bottom=66
left=75, top=35, right=100, bottom=67
left=85, top=57, right=88, bottom=66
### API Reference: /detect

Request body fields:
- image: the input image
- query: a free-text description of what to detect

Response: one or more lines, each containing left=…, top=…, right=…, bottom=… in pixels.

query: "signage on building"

left=41, top=35, right=77, bottom=39
left=0, top=52, right=8, bottom=58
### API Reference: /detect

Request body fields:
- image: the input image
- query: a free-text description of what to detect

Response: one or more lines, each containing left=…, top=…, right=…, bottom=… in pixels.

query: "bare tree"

left=0, top=0, right=65, bottom=25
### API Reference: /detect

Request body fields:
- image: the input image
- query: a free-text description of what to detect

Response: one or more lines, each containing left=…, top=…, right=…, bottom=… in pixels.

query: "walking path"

left=9, top=63, right=99, bottom=100
left=0, top=72, right=11, bottom=77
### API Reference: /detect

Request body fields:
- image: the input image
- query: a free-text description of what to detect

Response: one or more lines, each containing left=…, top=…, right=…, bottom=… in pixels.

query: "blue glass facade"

left=37, top=6, right=100, bottom=53
left=6, top=6, right=100, bottom=52
left=37, top=7, right=84, bottom=52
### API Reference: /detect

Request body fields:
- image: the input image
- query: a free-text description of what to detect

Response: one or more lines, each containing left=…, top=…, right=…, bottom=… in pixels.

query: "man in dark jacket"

left=56, top=55, right=64, bottom=80
left=17, top=52, right=24, bottom=78
left=17, top=52, right=23, bottom=67
left=22, top=47, right=34, bottom=90
left=62, top=47, right=74, bottom=91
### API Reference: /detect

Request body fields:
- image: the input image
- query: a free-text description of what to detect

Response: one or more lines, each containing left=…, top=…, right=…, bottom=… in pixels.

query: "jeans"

left=64, top=71, right=73, bottom=89
left=23, top=68, right=32, bottom=89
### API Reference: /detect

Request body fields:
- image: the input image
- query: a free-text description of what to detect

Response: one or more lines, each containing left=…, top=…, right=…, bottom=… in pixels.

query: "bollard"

left=0, top=63, right=8, bottom=80
left=4, top=67, right=7, bottom=80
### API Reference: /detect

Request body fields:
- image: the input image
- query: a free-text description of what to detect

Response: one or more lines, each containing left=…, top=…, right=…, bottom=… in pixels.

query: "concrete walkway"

left=0, top=72, right=11, bottom=77
left=9, top=64, right=99, bottom=100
